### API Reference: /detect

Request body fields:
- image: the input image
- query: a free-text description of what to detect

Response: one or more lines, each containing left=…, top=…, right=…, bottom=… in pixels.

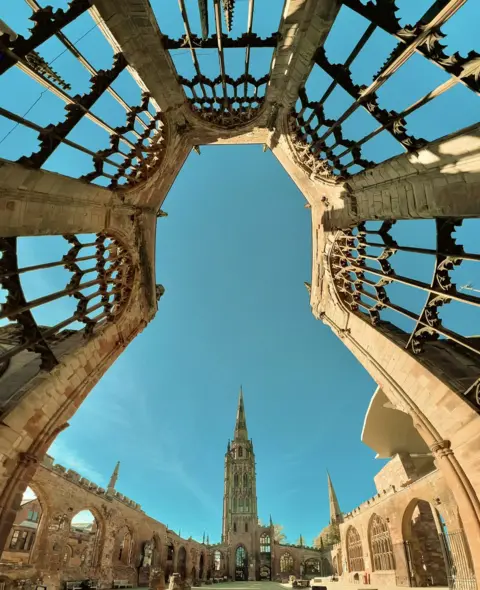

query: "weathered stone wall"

left=338, top=464, right=466, bottom=587
left=0, top=455, right=209, bottom=590
left=303, top=123, right=480, bottom=578
left=373, top=454, right=436, bottom=494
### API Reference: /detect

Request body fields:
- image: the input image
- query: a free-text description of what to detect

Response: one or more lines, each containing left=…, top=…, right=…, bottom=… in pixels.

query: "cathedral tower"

left=222, top=387, right=258, bottom=545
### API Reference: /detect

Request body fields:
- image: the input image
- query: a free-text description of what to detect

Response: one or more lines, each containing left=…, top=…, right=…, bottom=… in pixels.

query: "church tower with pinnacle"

left=222, top=387, right=258, bottom=540
left=222, top=388, right=258, bottom=577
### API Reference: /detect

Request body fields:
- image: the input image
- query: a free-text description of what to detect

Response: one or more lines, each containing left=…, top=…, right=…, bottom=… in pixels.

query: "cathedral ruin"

left=0, top=0, right=480, bottom=589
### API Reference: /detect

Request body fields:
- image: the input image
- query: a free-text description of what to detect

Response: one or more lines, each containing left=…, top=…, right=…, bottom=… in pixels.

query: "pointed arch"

left=369, top=514, right=394, bottom=571
left=178, top=546, right=187, bottom=580
left=114, top=525, right=134, bottom=566
left=69, top=506, right=104, bottom=568
left=235, top=545, right=248, bottom=581
left=346, top=526, right=364, bottom=572
left=63, top=544, right=73, bottom=566
left=280, top=552, right=294, bottom=573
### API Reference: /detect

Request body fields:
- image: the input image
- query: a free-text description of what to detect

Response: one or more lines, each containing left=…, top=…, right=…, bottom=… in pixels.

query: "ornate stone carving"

left=430, top=440, right=453, bottom=458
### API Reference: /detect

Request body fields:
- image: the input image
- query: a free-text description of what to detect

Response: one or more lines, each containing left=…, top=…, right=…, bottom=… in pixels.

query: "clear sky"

left=1, top=0, right=479, bottom=546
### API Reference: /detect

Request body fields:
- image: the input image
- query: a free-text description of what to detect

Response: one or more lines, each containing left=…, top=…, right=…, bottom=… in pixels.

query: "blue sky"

left=1, top=0, right=479, bottom=545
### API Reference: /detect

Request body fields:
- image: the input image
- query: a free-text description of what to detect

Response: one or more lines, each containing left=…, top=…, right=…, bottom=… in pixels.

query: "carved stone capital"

left=430, top=439, right=453, bottom=458
left=18, top=451, right=39, bottom=466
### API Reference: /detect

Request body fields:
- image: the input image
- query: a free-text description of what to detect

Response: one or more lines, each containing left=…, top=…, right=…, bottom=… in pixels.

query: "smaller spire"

left=234, top=386, right=248, bottom=441
left=327, top=470, right=343, bottom=524
left=202, top=531, right=205, bottom=544
left=269, top=514, right=273, bottom=527
left=108, top=461, right=120, bottom=490
left=206, top=534, right=210, bottom=545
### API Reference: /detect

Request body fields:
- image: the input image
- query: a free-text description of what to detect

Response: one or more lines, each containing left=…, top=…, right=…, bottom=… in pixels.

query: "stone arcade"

left=0, top=0, right=480, bottom=588
left=0, top=390, right=333, bottom=587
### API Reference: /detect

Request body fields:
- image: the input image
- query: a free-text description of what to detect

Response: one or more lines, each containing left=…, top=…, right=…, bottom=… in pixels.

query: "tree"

left=313, top=524, right=340, bottom=549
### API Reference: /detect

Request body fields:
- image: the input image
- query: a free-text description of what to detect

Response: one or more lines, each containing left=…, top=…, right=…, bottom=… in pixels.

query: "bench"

left=87, top=581, right=99, bottom=590
left=113, top=581, right=133, bottom=589
left=66, top=582, right=83, bottom=590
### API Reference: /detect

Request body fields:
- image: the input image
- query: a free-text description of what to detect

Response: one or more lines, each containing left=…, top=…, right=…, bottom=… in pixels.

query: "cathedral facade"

left=212, top=389, right=332, bottom=582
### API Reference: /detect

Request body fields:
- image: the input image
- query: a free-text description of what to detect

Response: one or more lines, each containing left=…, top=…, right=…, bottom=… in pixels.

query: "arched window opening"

left=243, top=473, right=248, bottom=488
left=165, top=541, right=175, bottom=583
left=233, top=522, right=237, bottom=533
left=234, top=473, right=239, bottom=487
left=403, top=500, right=449, bottom=587
left=245, top=522, right=248, bottom=533
left=115, top=526, right=133, bottom=566
left=330, top=219, right=480, bottom=408
left=346, top=527, right=364, bottom=572
left=238, top=447, right=243, bottom=458
left=214, top=550, right=222, bottom=571
left=260, top=533, right=271, bottom=554
left=320, top=557, right=331, bottom=576
left=199, top=553, right=205, bottom=579
left=280, top=552, right=294, bottom=573
left=235, top=546, right=248, bottom=581
left=2, top=487, right=42, bottom=565
left=63, top=545, right=73, bottom=566
left=178, top=546, right=187, bottom=580
left=70, top=509, right=100, bottom=568
left=369, top=514, right=394, bottom=571
left=304, top=558, right=320, bottom=574
left=0, top=234, right=135, bottom=374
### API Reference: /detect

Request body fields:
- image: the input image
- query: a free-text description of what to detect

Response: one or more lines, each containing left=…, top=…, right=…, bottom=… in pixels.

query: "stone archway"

left=177, top=546, right=187, bottom=580
left=235, top=546, right=248, bottom=581
left=402, top=500, right=448, bottom=587
left=0, top=481, right=49, bottom=567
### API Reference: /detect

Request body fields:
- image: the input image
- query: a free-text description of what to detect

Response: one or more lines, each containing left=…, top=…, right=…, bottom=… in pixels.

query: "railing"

left=330, top=219, right=480, bottom=410
left=441, top=529, right=477, bottom=590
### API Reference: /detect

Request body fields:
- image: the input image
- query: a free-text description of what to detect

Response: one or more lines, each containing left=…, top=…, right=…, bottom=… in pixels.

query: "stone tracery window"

left=369, top=514, right=394, bottom=571
left=280, top=552, right=294, bottom=573
left=260, top=533, right=270, bottom=554
left=0, top=234, right=135, bottom=373
left=346, top=526, right=365, bottom=572
left=330, top=220, right=480, bottom=410
left=235, top=545, right=247, bottom=567
left=214, top=550, right=222, bottom=571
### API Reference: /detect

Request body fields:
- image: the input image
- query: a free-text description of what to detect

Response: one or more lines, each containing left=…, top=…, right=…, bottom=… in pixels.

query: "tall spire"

left=108, top=461, right=120, bottom=490
left=327, top=471, right=342, bottom=524
left=234, top=386, right=248, bottom=441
